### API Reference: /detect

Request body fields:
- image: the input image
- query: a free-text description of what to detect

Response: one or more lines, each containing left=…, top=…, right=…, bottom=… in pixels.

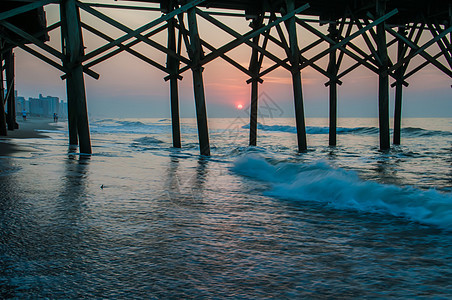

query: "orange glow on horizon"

left=237, top=104, right=243, bottom=110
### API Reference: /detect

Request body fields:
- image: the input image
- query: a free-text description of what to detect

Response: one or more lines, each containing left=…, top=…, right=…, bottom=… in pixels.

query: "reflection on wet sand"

left=164, top=156, right=209, bottom=206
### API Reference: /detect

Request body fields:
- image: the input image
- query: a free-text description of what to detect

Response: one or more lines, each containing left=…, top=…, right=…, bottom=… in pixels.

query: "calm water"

left=1, top=117, right=451, bottom=298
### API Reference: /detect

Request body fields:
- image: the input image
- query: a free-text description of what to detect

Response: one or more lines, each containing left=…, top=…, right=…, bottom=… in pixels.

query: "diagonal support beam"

left=195, top=4, right=310, bottom=70
left=175, top=22, right=256, bottom=79
left=84, top=23, right=168, bottom=70
left=0, top=33, right=67, bottom=73
left=244, top=23, right=328, bottom=79
left=196, top=10, right=292, bottom=70
left=81, top=22, right=169, bottom=74
left=0, top=20, right=99, bottom=79
left=428, top=22, right=452, bottom=70
left=298, top=9, right=398, bottom=71
left=398, top=24, right=420, bottom=71
left=0, top=20, right=63, bottom=60
left=350, top=14, right=382, bottom=66
left=335, top=17, right=353, bottom=71
left=177, top=7, right=306, bottom=75
left=299, top=30, right=381, bottom=75
left=0, top=0, right=56, bottom=21
left=78, top=2, right=191, bottom=66
left=201, top=39, right=254, bottom=77
left=263, top=26, right=342, bottom=83
left=387, top=24, right=421, bottom=87
left=82, top=0, right=207, bottom=62
left=386, top=25, right=452, bottom=77
left=402, top=52, right=444, bottom=81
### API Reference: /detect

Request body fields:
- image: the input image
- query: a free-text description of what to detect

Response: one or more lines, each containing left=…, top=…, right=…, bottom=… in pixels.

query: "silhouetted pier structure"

left=1, top=0, right=451, bottom=155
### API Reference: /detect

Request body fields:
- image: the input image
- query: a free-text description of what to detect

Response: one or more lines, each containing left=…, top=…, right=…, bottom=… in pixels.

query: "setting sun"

left=237, top=104, right=243, bottom=110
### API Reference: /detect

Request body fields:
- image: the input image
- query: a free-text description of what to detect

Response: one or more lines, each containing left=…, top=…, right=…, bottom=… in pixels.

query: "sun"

left=237, top=104, right=243, bottom=110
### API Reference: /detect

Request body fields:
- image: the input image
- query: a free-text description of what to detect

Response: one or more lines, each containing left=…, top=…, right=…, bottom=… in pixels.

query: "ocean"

left=0, top=116, right=451, bottom=298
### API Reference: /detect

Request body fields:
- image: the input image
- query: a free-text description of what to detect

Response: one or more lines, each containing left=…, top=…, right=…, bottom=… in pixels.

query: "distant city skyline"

left=14, top=91, right=67, bottom=119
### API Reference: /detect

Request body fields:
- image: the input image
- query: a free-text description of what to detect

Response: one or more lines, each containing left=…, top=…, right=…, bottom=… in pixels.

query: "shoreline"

left=0, top=117, right=63, bottom=156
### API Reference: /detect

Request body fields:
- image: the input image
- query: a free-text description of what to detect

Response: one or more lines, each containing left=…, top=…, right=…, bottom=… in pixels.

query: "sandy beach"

left=0, top=117, right=62, bottom=156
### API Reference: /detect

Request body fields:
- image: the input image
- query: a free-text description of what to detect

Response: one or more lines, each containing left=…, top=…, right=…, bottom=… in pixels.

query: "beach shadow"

left=61, top=155, right=90, bottom=196
left=164, top=156, right=209, bottom=207
left=371, top=150, right=404, bottom=185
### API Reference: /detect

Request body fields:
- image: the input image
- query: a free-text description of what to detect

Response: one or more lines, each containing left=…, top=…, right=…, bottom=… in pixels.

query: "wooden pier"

left=1, top=0, right=451, bottom=155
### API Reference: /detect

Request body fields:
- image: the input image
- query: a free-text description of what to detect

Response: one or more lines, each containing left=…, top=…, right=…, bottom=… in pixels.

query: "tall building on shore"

left=15, top=92, right=67, bottom=118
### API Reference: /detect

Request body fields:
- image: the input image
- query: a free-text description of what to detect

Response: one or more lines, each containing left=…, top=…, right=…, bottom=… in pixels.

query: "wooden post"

left=0, top=51, right=7, bottom=136
left=249, top=78, right=259, bottom=146
left=376, top=0, right=390, bottom=150
left=450, top=3, right=452, bottom=58
left=328, top=23, right=338, bottom=146
left=393, top=27, right=405, bottom=145
left=60, top=0, right=91, bottom=154
left=249, top=17, right=262, bottom=147
left=167, top=12, right=181, bottom=148
left=187, top=7, right=210, bottom=156
left=286, top=0, right=307, bottom=152
left=5, top=49, right=17, bottom=131
left=60, top=3, right=78, bottom=148
left=65, top=73, right=79, bottom=148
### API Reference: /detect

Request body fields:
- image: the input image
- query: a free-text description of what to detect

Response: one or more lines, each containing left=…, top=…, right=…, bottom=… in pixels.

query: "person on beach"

left=53, top=113, right=58, bottom=122
left=22, top=109, right=27, bottom=121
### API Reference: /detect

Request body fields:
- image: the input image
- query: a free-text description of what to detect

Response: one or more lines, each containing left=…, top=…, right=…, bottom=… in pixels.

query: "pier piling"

left=167, top=7, right=181, bottom=149
left=187, top=7, right=210, bottom=156
left=0, top=51, right=6, bottom=136
left=376, top=0, right=390, bottom=150
left=60, top=0, right=91, bottom=154
left=328, top=23, right=339, bottom=147
left=248, top=16, right=263, bottom=147
left=0, top=50, right=7, bottom=136
left=60, top=2, right=77, bottom=147
left=286, top=0, right=307, bottom=152
left=5, top=49, right=17, bottom=131
left=393, top=27, right=406, bottom=145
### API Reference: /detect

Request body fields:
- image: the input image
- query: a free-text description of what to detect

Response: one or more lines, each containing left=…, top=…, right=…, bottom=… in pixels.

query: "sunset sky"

left=13, top=2, right=451, bottom=118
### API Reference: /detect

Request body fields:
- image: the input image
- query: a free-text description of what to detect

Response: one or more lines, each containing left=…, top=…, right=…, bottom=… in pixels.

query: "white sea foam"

left=233, top=154, right=452, bottom=230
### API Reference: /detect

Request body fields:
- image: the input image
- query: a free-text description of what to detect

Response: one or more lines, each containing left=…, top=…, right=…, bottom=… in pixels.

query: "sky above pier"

left=13, top=3, right=452, bottom=118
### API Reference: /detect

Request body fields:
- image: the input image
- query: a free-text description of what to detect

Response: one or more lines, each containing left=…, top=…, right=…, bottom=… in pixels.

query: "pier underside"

left=1, top=0, right=451, bottom=154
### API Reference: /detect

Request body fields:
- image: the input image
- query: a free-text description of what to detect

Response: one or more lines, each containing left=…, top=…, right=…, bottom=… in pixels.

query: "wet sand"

left=0, top=117, right=62, bottom=156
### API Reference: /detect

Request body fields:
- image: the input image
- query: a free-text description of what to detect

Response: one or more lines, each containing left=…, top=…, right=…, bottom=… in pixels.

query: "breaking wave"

left=233, top=154, right=452, bottom=230
left=242, top=123, right=450, bottom=137
left=130, top=136, right=166, bottom=150
left=91, top=119, right=171, bottom=134
left=132, top=136, right=164, bottom=145
left=401, top=127, right=452, bottom=137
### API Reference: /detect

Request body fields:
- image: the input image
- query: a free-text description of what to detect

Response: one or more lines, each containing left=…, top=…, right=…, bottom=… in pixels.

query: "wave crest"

left=233, top=154, right=452, bottom=230
left=133, top=136, right=164, bottom=145
left=241, top=123, right=450, bottom=137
